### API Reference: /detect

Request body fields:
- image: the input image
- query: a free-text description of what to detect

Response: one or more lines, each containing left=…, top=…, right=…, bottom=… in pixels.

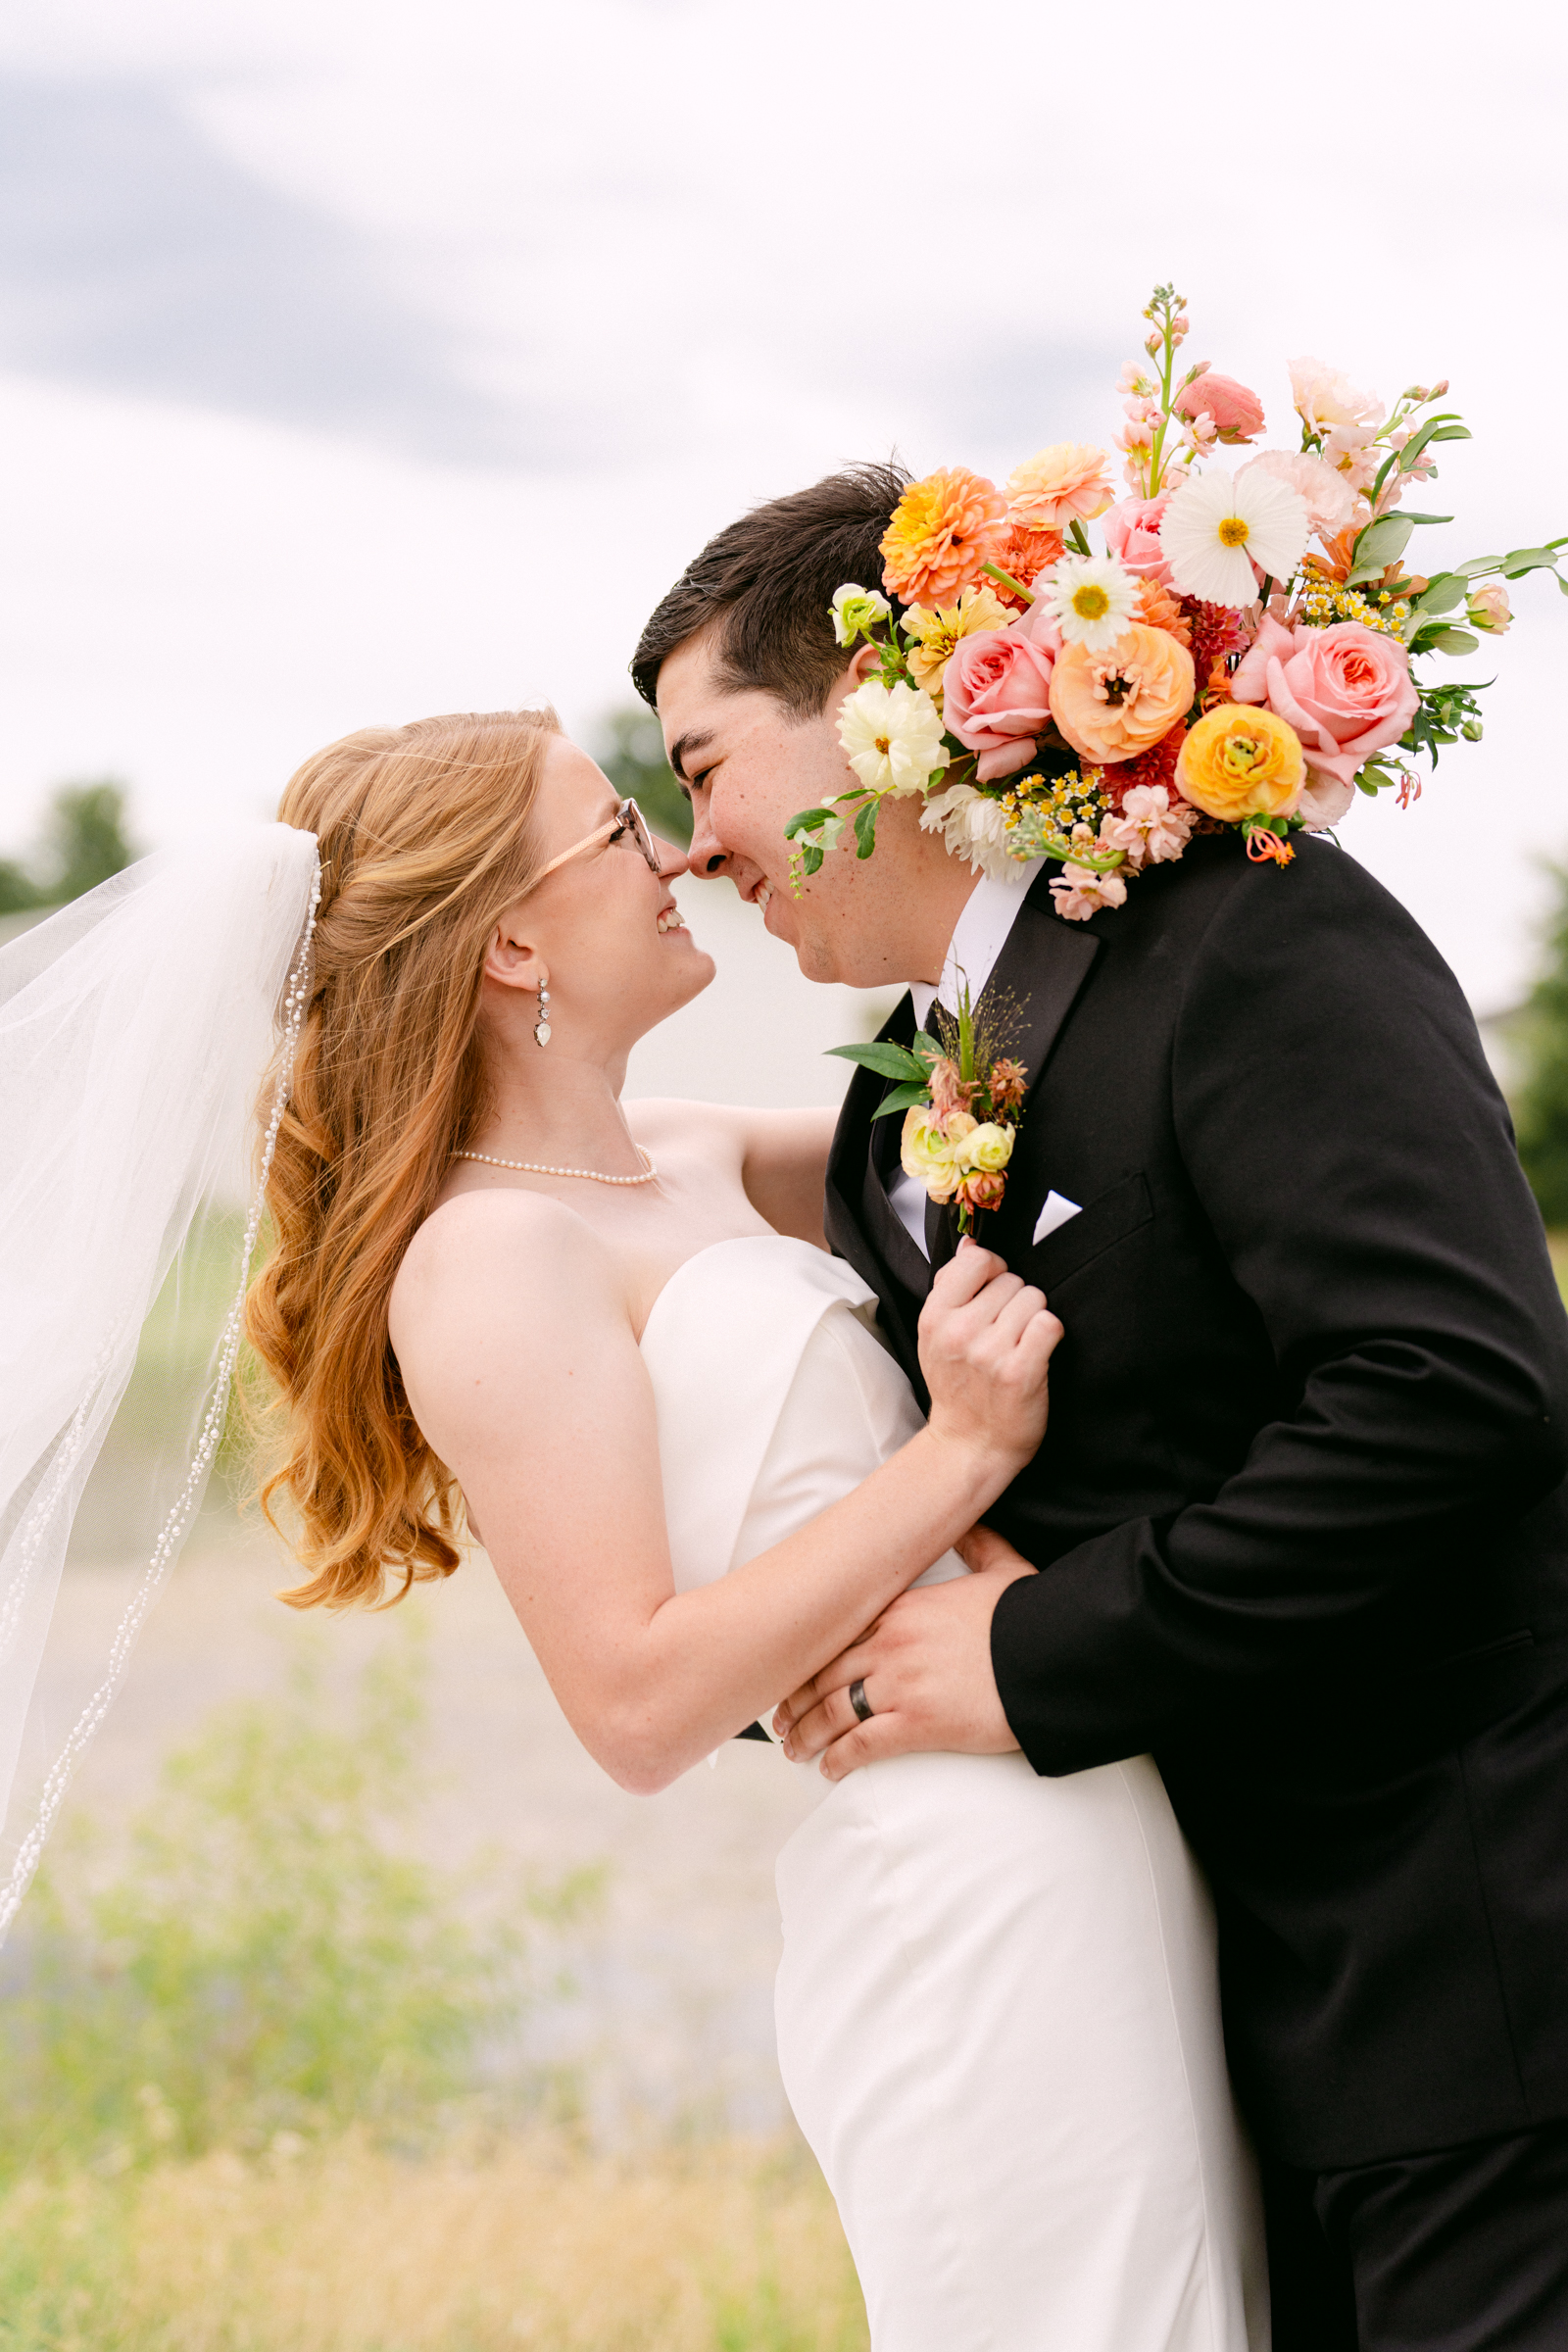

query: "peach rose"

left=1230, top=616, right=1418, bottom=787
left=1048, top=625, right=1196, bottom=766
left=1172, top=369, right=1264, bottom=444
left=943, top=627, right=1056, bottom=783
left=1102, top=492, right=1175, bottom=581
left=1005, top=443, right=1114, bottom=532
left=880, top=468, right=1009, bottom=609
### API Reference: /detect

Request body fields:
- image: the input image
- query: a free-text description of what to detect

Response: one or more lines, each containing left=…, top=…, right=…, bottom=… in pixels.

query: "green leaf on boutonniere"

left=825, top=1040, right=930, bottom=1082
left=869, top=1080, right=931, bottom=1122
left=910, top=1030, right=943, bottom=1066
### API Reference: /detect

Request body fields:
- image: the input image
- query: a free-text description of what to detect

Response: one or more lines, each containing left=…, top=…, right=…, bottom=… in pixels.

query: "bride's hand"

left=917, top=1241, right=1062, bottom=1477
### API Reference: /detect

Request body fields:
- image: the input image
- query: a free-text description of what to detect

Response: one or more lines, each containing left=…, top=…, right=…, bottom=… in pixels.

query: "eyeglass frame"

left=531, top=796, right=662, bottom=888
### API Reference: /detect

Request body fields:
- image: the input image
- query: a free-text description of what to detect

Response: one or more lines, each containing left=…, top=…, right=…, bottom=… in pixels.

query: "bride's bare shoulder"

left=389, top=1190, right=624, bottom=1363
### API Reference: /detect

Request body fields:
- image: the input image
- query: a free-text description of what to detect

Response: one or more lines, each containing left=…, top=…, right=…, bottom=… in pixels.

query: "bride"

left=2, top=704, right=1266, bottom=2350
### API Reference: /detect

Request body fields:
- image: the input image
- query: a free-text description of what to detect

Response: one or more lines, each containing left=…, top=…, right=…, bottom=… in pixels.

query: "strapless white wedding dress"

left=640, top=1235, right=1268, bottom=2352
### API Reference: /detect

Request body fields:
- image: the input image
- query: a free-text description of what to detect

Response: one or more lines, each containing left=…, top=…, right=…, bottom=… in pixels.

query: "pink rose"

left=1231, top=616, right=1418, bottom=785
left=1173, top=369, right=1265, bottom=445
left=1102, top=492, right=1174, bottom=582
left=943, top=627, right=1055, bottom=782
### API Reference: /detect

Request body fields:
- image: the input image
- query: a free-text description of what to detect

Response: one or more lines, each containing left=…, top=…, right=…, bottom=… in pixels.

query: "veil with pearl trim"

left=0, top=823, right=319, bottom=1938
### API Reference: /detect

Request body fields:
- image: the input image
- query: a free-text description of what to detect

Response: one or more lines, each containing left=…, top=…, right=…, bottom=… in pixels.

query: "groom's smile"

left=656, top=630, right=978, bottom=993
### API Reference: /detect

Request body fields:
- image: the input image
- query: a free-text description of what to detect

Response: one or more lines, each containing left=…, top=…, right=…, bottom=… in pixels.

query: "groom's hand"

left=773, top=1531, right=1036, bottom=1780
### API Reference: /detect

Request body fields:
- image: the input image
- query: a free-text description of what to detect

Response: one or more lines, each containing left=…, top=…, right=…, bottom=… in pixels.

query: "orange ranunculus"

left=1048, top=626, right=1196, bottom=766
left=1174, top=704, right=1305, bottom=823
left=880, top=468, right=1009, bottom=608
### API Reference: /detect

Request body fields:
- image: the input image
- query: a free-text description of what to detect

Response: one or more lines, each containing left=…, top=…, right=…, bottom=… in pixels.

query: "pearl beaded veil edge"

left=0, top=825, right=320, bottom=1940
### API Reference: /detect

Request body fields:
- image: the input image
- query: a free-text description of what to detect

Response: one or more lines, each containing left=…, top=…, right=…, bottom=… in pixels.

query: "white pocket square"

left=1032, top=1191, right=1083, bottom=1247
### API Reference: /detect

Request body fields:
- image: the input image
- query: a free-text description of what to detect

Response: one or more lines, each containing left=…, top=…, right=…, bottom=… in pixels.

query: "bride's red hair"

left=245, top=707, right=560, bottom=1608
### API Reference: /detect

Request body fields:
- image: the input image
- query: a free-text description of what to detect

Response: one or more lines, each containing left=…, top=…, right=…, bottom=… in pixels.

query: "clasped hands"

left=773, top=1523, right=1035, bottom=1776
left=776, top=1237, right=1054, bottom=1778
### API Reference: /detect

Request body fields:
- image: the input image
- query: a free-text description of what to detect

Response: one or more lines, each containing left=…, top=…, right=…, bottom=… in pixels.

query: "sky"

left=0, top=0, right=1563, bottom=1018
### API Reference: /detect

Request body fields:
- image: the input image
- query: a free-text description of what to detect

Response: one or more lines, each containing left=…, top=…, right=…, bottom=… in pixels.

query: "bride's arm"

left=627, top=1100, right=836, bottom=1246
left=391, top=1197, right=1057, bottom=1792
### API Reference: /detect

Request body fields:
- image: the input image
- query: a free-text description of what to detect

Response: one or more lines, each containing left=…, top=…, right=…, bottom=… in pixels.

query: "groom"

left=632, top=465, right=1568, bottom=2351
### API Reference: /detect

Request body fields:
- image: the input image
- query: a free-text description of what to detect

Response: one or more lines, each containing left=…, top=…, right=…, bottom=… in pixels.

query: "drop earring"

left=534, top=981, right=551, bottom=1049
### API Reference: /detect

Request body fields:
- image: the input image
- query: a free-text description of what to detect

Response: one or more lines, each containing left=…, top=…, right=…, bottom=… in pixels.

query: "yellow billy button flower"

left=1174, top=705, right=1306, bottom=824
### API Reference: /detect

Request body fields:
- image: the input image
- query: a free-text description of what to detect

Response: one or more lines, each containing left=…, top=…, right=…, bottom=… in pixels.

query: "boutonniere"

left=830, top=984, right=1029, bottom=1236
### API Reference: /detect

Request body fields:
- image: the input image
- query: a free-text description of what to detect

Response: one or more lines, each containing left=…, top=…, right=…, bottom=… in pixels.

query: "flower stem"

left=982, top=562, right=1034, bottom=604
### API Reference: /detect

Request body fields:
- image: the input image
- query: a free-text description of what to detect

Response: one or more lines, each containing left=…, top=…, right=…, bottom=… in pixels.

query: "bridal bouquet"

left=787, top=283, right=1566, bottom=920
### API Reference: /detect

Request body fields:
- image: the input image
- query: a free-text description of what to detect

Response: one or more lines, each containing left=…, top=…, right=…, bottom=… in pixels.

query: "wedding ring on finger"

left=849, top=1678, right=874, bottom=1724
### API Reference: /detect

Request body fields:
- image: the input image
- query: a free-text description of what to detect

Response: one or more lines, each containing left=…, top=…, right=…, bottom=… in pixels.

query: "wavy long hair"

left=245, top=707, right=561, bottom=1608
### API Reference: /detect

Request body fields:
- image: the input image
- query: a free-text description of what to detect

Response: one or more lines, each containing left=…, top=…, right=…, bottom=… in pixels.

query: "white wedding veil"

left=0, top=823, right=320, bottom=1937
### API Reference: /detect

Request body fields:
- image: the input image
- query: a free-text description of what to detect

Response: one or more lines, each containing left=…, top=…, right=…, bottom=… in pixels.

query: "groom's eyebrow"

left=667, top=729, right=713, bottom=787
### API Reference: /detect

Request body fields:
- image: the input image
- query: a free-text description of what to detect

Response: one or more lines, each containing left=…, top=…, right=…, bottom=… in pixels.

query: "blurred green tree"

left=593, top=708, right=693, bottom=849
left=44, top=781, right=139, bottom=901
left=0, top=779, right=138, bottom=912
left=0, top=1642, right=602, bottom=2172
left=1516, top=862, right=1568, bottom=1228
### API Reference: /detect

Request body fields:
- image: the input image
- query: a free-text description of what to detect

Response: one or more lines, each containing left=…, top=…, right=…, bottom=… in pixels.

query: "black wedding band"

left=849, top=1678, right=874, bottom=1724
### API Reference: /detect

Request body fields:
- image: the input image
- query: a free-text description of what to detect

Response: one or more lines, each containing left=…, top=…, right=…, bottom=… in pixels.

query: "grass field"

left=0, top=2135, right=867, bottom=2352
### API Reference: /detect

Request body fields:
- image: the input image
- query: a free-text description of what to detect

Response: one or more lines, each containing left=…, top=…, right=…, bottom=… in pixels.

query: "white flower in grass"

left=1038, top=554, right=1141, bottom=651
left=838, top=679, right=950, bottom=798
left=1158, top=467, right=1310, bottom=608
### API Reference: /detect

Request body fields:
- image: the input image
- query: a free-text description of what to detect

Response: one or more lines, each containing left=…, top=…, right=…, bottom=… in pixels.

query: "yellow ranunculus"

left=900, top=1107, right=965, bottom=1203
left=1174, top=705, right=1304, bottom=824
left=957, top=1121, right=1015, bottom=1174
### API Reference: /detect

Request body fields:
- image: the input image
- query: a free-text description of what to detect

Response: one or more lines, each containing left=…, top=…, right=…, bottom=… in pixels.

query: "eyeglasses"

left=533, top=797, right=662, bottom=887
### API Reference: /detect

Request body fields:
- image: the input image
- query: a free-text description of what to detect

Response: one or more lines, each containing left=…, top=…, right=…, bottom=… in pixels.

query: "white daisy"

left=1038, top=554, right=1141, bottom=651
left=837, top=678, right=951, bottom=798
left=1158, top=467, right=1310, bottom=608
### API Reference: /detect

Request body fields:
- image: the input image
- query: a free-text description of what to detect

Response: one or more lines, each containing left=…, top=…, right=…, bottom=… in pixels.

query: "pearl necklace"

left=455, top=1148, right=659, bottom=1187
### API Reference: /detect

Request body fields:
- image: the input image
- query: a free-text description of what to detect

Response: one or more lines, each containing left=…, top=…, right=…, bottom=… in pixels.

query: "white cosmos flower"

left=1038, top=554, right=1141, bottom=651
left=838, top=678, right=951, bottom=798
left=1158, top=467, right=1310, bottom=608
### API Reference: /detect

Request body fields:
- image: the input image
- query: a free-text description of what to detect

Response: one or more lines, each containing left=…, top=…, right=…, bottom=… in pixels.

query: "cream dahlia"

left=838, top=679, right=951, bottom=798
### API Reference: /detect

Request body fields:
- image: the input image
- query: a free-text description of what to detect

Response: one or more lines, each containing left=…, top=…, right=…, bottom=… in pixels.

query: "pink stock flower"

left=1297, top=770, right=1356, bottom=830
left=1098, top=784, right=1197, bottom=867
left=1102, top=492, right=1175, bottom=581
left=1173, top=369, right=1265, bottom=444
left=942, top=627, right=1056, bottom=783
left=1230, top=616, right=1418, bottom=786
left=1050, top=862, right=1129, bottom=922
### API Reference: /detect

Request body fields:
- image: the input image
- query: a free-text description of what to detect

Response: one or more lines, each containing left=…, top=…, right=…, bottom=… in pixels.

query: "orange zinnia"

left=880, top=468, right=1009, bottom=608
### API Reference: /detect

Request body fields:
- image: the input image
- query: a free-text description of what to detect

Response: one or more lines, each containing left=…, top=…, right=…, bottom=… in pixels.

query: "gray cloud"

left=0, top=77, right=544, bottom=465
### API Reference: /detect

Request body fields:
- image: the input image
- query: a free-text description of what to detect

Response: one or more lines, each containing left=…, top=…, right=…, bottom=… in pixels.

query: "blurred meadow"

left=5, top=1, right=1568, bottom=2341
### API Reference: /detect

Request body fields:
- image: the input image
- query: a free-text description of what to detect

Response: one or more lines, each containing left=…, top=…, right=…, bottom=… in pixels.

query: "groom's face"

left=656, top=632, right=961, bottom=989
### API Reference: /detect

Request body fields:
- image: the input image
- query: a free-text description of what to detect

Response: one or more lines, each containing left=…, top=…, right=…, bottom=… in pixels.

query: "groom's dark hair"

left=631, top=462, right=911, bottom=719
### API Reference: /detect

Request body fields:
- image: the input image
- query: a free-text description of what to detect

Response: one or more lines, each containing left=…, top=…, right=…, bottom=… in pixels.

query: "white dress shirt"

left=886, top=859, right=1045, bottom=1257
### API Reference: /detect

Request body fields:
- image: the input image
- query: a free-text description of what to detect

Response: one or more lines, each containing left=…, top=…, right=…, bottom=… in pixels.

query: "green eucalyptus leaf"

left=1498, top=547, right=1568, bottom=579
left=1411, top=572, right=1468, bottom=613
left=801, top=846, right=824, bottom=876
left=824, top=1040, right=928, bottom=1081
left=1351, top=514, right=1415, bottom=574
left=869, top=1081, right=932, bottom=1122
left=1397, top=513, right=1454, bottom=527
left=1454, top=555, right=1505, bottom=580
left=1416, top=625, right=1481, bottom=657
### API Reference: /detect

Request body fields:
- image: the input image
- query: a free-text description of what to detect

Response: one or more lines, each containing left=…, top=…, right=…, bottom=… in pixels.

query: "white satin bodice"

left=639, top=1235, right=964, bottom=1606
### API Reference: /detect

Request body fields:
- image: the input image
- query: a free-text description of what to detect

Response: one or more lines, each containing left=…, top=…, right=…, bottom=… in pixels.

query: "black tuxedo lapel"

left=979, top=878, right=1100, bottom=1263
left=824, top=992, right=929, bottom=1378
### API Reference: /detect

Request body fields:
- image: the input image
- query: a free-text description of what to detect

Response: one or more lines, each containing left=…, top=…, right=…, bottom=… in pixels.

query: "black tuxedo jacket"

left=824, top=834, right=1568, bottom=2171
